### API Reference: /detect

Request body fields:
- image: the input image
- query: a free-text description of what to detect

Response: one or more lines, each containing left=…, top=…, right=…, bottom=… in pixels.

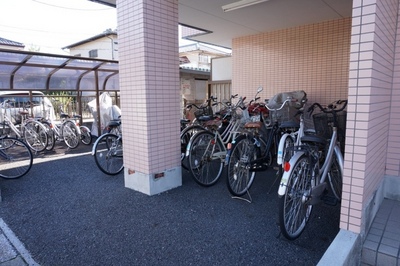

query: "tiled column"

left=117, top=0, right=181, bottom=195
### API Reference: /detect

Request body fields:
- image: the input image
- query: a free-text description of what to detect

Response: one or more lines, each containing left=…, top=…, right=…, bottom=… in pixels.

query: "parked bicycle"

left=0, top=99, right=48, bottom=153
left=40, top=108, right=85, bottom=150
left=277, top=99, right=347, bottom=240
left=92, top=132, right=123, bottom=175
left=226, top=89, right=300, bottom=197
left=0, top=136, right=33, bottom=179
left=185, top=93, right=251, bottom=186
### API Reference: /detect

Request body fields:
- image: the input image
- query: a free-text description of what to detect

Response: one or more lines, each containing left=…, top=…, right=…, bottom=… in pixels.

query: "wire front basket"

left=194, top=106, right=213, bottom=119
left=313, top=111, right=347, bottom=146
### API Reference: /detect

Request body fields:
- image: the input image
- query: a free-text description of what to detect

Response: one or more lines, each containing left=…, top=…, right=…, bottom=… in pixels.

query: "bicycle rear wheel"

left=188, top=131, right=224, bottom=186
left=62, top=120, right=80, bottom=149
left=80, top=126, right=92, bottom=145
left=93, top=133, right=123, bottom=175
left=0, top=137, right=33, bottom=179
left=278, top=154, right=313, bottom=240
left=226, top=135, right=257, bottom=196
left=23, top=120, right=48, bottom=152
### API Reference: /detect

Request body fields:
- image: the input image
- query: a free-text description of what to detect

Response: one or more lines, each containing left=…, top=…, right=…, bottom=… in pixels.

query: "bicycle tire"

left=180, top=125, right=204, bottom=171
left=226, top=135, right=257, bottom=196
left=80, top=126, right=92, bottom=145
left=93, top=133, right=124, bottom=175
left=278, top=154, right=313, bottom=240
left=0, top=137, right=33, bottom=179
left=62, top=120, right=80, bottom=149
left=188, top=130, right=224, bottom=186
left=23, top=120, right=48, bottom=152
left=42, top=122, right=56, bottom=151
left=328, top=152, right=343, bottom=201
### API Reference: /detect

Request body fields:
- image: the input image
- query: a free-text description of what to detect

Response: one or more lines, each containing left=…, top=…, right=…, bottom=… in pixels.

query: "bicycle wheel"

left=80, top=126, right=92, bottom=145
left=180, top=125, right=204, bottom=170
left=278, top=154, right=313, bottom=240
left=23, top=120, right=48, bottom=152
left=42, top=122, right=55, bottom=151
left=62, top=120, right=80, bottom=149
left=93, top=133, right=124, bottom=175
left=0, top=137, right=33, bottom=179
left=328, top=152, right=343, bottom=201
left=188, top=131, right=224, bottom=186
left=226, top=135, right=257, bottom=196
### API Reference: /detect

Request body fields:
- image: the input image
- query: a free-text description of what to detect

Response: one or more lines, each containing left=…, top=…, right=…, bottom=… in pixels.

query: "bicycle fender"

left=91, top=133, right=116, bottom=155
left=185, top=130, right=206, bottom=157
left=277, top=151, right=305, bottom=197
left=277, top=133, right=290, bottom=166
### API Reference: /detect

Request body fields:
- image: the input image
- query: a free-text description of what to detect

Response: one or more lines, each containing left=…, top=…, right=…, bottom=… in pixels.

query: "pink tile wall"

left=232, top=18, right=352, bottom=105
left=345, top=0, right=398, bottom=233
left=388, top=5, right=400, bottom=177
left=117, top=0, right=180, bottom=174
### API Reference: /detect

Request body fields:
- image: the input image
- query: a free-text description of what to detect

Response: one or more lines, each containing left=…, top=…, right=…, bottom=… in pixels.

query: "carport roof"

left=0, top=48, right=119, bottom=92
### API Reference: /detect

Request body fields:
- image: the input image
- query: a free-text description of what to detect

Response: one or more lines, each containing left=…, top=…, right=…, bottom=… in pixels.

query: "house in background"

left=0, top=37, right=25, bottom=50
left=62, top=31, right=232, bottom=119
left=62, top=29, right=118, bottom=60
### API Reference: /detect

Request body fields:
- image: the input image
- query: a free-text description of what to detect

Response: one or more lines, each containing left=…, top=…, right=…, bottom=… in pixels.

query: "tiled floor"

left=361, top=198, right=400, bottom=266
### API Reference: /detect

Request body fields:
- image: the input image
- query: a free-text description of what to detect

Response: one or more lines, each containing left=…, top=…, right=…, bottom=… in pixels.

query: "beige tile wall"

left=232, top=18, right=352, bottom=105
left=117, top=0, right=180, bottom=174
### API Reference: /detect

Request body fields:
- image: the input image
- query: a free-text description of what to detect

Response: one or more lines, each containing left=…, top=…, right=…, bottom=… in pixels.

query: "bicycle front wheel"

left=62, top=120, right=80, bottom=149
left=23, top=120, right=48, bottom=152
left=226, top=135, right=257, bottom=196
left=42, top=122, right=55, bottom=151
left=93, top=133, right=123, bottom=175
left=180, top=125, right=204, bottom=171
left=278, top=154, right=313, bottom=240
left=0, top=137, right=33, bottom=179
left=328, top=152, right=343, bottom=201
left=188, top=131, right=224, bottom=186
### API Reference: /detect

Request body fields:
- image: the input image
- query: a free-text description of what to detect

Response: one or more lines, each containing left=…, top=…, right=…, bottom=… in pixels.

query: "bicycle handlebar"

left=307, top=99, right=348, bottom=115
left=265, top=97, right=297, bottom=111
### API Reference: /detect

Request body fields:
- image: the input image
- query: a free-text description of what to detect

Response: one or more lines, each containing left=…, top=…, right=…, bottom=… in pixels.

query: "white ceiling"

left=89, top=0, right=353, bottom=49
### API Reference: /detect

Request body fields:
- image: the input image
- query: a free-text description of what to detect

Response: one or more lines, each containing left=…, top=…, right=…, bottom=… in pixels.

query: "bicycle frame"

left=277, top=126, right=344, bottom=198
left=2, top=114, right=23, bottom=138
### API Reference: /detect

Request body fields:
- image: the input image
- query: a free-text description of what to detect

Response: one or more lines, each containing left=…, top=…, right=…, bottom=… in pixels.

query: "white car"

left=0, top=91, right=55, bottom=124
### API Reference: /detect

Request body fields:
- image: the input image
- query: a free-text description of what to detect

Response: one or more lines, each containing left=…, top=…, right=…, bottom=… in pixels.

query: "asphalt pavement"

left=0, top=140, right=340, bottom=265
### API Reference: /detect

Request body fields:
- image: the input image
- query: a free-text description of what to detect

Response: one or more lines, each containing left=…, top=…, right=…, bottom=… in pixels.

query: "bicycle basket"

left=313, top=111, right=347, bottom=146
left=194, top=106, right=213, bottom=119
left=0, top=122, right=11, bottom=136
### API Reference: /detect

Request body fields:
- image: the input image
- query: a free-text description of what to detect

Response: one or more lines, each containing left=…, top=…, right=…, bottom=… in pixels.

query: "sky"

left=0, top=0, right=118, bottom=54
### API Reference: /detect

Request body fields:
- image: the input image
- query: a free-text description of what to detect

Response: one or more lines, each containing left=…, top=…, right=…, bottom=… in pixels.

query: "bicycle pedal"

left=321, top=194, right=338, bottom=206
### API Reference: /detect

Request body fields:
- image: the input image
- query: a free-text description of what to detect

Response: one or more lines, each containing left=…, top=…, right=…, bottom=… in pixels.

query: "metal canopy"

left=0, top=49, right=119, bottom=92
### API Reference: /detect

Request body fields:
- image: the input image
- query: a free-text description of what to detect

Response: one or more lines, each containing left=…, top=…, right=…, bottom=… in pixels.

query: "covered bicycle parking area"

left=0, top=48, right=120, bottom=136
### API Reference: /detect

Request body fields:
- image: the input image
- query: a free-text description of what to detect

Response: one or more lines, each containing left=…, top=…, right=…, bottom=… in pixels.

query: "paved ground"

left=0, top=140, right=340, bottom=265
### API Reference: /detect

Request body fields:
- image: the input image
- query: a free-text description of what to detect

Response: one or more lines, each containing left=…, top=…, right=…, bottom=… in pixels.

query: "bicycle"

left=277, top=99, right=347, bottom=240
left=226, top=91, right=298, bottom=197
left=92, top=132, right=123, bottom=175
left=180, top=96, right=228, bottom=171
left=0, top=136, right=33, bottom=179
left=186, top=95, right=248, bottom=186
left=42, top=110, right=82, bottom=150
left=0, top=99, right=48, bottom=153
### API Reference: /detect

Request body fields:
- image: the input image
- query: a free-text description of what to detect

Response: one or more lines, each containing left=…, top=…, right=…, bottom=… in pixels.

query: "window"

left=199, top=54, right=210, bottom=64
left=89, top=49, right=98, bottom=58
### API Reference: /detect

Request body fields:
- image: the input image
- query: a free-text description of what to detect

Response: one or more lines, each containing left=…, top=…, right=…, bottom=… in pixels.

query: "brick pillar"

left=117, top=0, right=181, bottom=195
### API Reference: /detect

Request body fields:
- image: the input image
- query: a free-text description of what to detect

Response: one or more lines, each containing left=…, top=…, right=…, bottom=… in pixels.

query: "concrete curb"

left=0, top=219, right=39, bottom=266
left=318, top=229, right=361, bottom=266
